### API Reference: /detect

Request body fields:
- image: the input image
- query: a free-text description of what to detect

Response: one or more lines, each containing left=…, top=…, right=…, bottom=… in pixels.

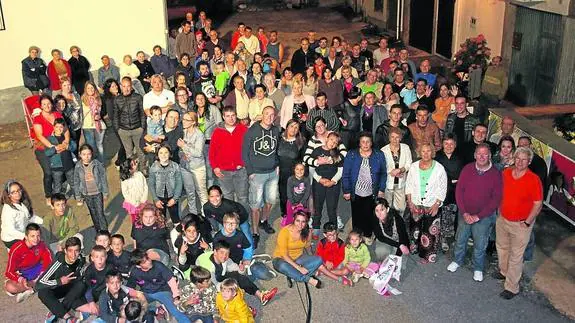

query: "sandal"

left=341, top=276, right=353, bottom=287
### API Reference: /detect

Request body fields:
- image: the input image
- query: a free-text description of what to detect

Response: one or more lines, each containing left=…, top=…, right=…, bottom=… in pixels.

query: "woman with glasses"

left=1, top=181, right=43, bottom=249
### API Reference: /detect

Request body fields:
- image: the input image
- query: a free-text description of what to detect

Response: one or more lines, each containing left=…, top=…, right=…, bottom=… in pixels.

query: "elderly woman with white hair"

left=494, top=146, right=543, bottom=300
left=405, top=143, right=448, bottom=264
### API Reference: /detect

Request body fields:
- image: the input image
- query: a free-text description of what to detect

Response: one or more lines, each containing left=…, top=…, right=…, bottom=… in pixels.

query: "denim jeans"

left=83, top=128, right=106, bottom=163
left=453, top=213, right=496, bottom=272
left=523, top=229, right=535, bottom=261
left=35, top=149, right=54, bottom=198
left=272, top=254, right=323, bottom=282
left=248, top=170, right=279, bottom=210
left=144, top=291, right=190, bottom=323
left=180, top=168, right=199, bottom=215
left=117, top=127, right=144, bottom=163
left=84, top=193, right=108, bottom=232
left=189, top=314, right=214, bottom=323
left=52, top=168, right=75, bottom=195
left=218, top=168, right=249, bottom=212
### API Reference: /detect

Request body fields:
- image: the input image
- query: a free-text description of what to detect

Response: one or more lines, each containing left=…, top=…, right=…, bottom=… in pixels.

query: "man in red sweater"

left=5, top=223, right=52, bottom=302
left=209, top=105, right=249, bottom=212
left=448, top=144, right=502, bottom=283
left=230, top=22, right=246, bottom=51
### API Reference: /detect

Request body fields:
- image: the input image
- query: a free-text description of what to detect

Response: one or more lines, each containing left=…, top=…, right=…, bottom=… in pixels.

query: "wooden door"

left=508, top=6, right=562, bottom=105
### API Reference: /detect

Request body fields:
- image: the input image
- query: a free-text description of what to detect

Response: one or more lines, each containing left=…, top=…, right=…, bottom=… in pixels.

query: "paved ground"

left=0, top=6, right=574, bottom=323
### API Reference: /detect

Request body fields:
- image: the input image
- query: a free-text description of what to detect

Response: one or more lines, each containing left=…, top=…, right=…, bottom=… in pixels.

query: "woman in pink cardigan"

left=280, top=78, right=315, bottom=138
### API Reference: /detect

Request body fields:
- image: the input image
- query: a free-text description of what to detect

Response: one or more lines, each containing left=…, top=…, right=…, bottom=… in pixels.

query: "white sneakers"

left=16, top=289, right=34, bottom=303
left=447, top=261, right=459, bottom=272
left=447, top=262, right=484, bottom=282
left=337, top=216, right=344, bottom=230
left=473, top=271, right=484, bottom=282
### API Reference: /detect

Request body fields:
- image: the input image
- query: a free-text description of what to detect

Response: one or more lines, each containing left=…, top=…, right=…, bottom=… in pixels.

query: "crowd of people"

left=5, top=7, right=548, bottom=323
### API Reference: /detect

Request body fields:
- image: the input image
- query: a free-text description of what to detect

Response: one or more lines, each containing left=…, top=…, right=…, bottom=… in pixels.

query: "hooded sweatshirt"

left=241, top=122, right=280, bottom=175
left=209, top=122, right=248, bottom=171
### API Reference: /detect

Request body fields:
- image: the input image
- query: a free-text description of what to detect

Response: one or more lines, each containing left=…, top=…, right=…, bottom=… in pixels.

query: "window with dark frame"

left=375, top=0, right=384, bottom=12
left=0, top=1, right=5, bottom=31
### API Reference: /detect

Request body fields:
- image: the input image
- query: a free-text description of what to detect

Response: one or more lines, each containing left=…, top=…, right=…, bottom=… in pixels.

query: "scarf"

left=379, top=216, right=399, bottom=243
left=87, top=95, right=102, bottom=132
left=53, top=59, right=67, bottom=78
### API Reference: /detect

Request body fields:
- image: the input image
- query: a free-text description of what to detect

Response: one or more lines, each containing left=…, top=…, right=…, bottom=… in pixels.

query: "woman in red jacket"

left=47, top=49, right=72, bottom=95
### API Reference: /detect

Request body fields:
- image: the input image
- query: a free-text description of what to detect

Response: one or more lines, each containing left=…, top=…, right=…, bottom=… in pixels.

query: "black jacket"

left=21, top=57, right=49, bottom=91
left=68, top=55, right=91, bottom=93
left=374, top=120, right=412, bottom=150
left=113, top=92, right=145, bottom=131
left=36, top=251, right=86, bottom=290
left=334, top=100, right=361, bottom=132
left=373, top=211, right=410, bottom=255
left=203, top=198, right=250, bottom=225
left=291, top=48, right=315, bottom=75
left=435, top=150, right=464, bottom=204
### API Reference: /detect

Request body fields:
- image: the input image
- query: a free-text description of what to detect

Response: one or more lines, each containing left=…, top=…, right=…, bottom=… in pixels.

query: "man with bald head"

left=242, top=106, right=280, bottom=248
left=415, top=59, right=436, bottom=88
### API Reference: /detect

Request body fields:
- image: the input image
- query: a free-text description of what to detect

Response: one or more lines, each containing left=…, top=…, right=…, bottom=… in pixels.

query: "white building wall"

left=453, top=0, right=506, bottom=58
left=0, top=0, right=168, bottom=90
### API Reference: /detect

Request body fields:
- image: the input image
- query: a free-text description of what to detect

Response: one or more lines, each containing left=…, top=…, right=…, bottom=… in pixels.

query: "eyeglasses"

left=9, top=189, right=22, bottom=195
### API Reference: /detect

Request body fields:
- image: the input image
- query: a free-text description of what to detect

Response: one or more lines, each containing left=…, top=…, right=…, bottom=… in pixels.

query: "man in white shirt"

left=143, top=75, right=175, bottom=116
left=238, top=26, right=260, bottom=55
left=373, top=37, right=390, bottom=66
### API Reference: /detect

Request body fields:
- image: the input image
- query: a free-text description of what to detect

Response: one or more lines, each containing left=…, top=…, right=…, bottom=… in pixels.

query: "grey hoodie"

left=241, top=122, right=280, bottom=175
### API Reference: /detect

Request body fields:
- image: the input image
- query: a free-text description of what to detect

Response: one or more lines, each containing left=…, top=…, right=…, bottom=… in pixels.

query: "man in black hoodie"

left=37, top=237, right=95, bottom=321
left=242, top=106, right=280, bottom=248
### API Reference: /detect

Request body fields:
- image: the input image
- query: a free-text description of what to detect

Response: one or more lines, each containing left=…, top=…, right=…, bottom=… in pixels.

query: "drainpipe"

left=396, top=0, right=401, bottom=40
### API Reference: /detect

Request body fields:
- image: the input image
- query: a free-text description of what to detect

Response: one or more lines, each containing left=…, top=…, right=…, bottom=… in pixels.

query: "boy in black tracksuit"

left=37, top=237, right=90, bottom=321
left=84, top=245, right=114, bottom=302
left=107, top=234, right=132, bottom=277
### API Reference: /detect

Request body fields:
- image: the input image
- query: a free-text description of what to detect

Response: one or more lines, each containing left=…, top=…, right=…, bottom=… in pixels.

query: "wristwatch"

left=522, top=221, right=531, bottom=227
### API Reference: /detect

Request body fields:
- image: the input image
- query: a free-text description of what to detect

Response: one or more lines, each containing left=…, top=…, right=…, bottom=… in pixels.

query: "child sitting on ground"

left=84, top=245, right=114, bottom=303
left=178, top=266, right=218, bottom=322
left=107, top=234, right=132, bottom=277
left=315, top=222, right=352, bottom=286
left=131, top=204, right=171, bottom=265
left=343, top=230, right=371, bottom=283
left=120, top=158, right=148, bottom=224
left=174, top=215, right=211, bottom=276
left=196, top=241, right=277, bottom=306
left=42, top=193, right=83, bottom=254
left=95, top=230, right=112, bottom=252
left=97, top=270, right=150, bottom=323
left=213, top=213, right=252, bottom=272
left=215, top=278, right=255, bottom=323
left=127, top=249, right=190, bottom=323
left=145, top=106, right=165, bottom=153
left=284, top=163, right=311, bottom=226
left=124, top=300, right=146, bottom=322
left=45, top=118, right=77, bottom=196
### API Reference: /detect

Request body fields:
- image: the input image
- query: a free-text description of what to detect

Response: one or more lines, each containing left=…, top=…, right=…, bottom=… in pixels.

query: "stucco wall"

left=0, top=0, right=167, bottom=124
left=453, top=0, right=506, bottom=57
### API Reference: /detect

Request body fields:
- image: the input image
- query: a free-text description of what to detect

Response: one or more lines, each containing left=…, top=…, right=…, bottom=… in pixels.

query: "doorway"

left=409, top=0, right=434, bottom=53
left=436, top=0, right=455, bottom=58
